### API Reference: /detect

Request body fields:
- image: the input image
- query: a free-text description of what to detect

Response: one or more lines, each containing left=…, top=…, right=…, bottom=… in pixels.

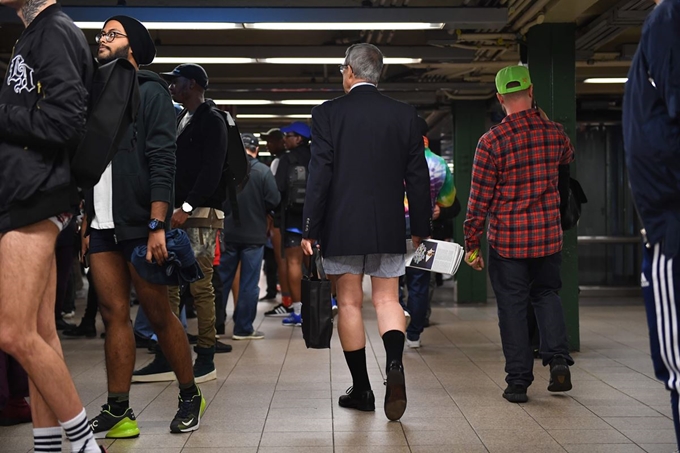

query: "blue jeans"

left=219, top=243, right=264, bottom=336
left=405, top=268, right=430, bottom=341
left=134, top=304, right=187, bottom=341
left=488, top=247, right=573, bottom=388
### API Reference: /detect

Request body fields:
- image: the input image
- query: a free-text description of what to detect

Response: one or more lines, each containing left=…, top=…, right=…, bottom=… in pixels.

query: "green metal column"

left=453, top=101, right=488, bottom=304
left=528, top=23, right=580, bottom=351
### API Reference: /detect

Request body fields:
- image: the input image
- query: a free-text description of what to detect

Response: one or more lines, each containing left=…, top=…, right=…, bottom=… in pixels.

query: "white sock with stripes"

left=33, top=427, right=62, bottom=453
left=293, top=302, right=302, bottom=315
left=59, top=408, right=99, bottom=453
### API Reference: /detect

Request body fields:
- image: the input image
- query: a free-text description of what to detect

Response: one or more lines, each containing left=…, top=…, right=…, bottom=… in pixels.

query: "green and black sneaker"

left=170, top=387, right=206, bottom=434
left=89, top=405, right=140, bottom=439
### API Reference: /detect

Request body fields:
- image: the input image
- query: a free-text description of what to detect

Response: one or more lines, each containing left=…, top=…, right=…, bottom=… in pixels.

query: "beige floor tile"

left=563, top=446, right=646, bottom=453
left=404, top=427, right=483, bottom=446
left=410, top=446, right=490, bottom=453
left=182, top=432, right=261, bottom=448
left=334, top=430, right=408, bottom=446
left=483, top=441, right=567, bottom=453
left=603, top=416, right=674, bottom=431
left=548, top=429, right=632, bottom=444
left=636, top=445, right=680, bottom=453
left=476, top=428, right=556, bottom=446
left=181, top=449, right=257, bottom=453
left=333, top=447, right=410, bottom=453
left=259, top=431, right=333, bottom=447
left=618, top=429, right=678, bottom=444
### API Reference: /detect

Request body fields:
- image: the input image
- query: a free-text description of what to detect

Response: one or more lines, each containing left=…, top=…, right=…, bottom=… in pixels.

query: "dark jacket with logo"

left=85, top=70, right=176, bottom=241
left=0, top=4, right=93, bottom=232
left=174, top=100, right=228, bottom=210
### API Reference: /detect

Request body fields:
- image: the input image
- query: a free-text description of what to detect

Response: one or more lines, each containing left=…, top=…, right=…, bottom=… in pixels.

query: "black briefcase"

left=301, top=249, right=333, bottom=349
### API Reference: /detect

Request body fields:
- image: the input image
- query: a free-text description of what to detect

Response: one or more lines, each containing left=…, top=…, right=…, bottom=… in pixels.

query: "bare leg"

left=272, top=228, right=289, bottom=296
left=333, top=273, right=366, bottom=351
left=91, top=252, right=134, bottom=394
left=30, top=256, right=61, bottom=428
left=128, top=264, right=194, bottom=386
left=0, top=220, right=84, bottom=422
left=286, top=246, right=304, bottom=302
left=370, top=276, right=404, bottom=336
left=232, top=262, right=241, bottom=309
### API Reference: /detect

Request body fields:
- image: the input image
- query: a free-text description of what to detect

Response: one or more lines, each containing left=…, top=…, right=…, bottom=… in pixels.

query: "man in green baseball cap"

left=495, top=65, right=534, bottom=113
left=464, top=63, right=576, bottom=404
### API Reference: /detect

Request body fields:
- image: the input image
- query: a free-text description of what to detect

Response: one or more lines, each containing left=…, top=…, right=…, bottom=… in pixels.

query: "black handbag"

left=561, top=177, right=588, bottom=231
left=301, top=249, right=333, bottom=349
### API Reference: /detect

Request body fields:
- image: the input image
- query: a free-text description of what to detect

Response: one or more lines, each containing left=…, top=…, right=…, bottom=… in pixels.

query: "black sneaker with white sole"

left=170, top=388, right=206, bottom=433
left=264, top=303, right=293, bottom=317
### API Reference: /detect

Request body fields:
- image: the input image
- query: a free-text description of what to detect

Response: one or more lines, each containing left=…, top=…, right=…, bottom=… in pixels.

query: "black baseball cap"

left=160, top=64, right=209, bottom=90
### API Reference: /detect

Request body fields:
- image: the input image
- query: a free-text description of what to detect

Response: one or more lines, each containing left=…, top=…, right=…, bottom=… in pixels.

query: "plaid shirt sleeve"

left=464, top=136, right=497, bottom=252
left=560, top=133, right=576, bottom=165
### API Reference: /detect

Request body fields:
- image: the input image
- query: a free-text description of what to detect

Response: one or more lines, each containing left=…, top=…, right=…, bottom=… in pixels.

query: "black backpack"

left=70, top=58, right=140, bottom=189
left=212, top=108, right=250, bottom=224
left=561, top=177, right=588, bottom=231
left=286, top=153, right=308, bottom=214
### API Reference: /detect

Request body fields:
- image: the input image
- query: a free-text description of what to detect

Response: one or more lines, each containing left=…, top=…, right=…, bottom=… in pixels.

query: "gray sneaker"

left=232, top=331, right=265, bottom=340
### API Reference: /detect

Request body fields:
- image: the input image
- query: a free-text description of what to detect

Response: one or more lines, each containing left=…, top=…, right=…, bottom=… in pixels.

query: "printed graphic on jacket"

left=7, top=55, right=36, bottom=94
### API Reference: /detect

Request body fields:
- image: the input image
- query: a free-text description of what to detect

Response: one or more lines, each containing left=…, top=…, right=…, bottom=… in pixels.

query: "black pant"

left=488, top=247, right=573, bottom=388
left=263, top=246, right=278, bottom=296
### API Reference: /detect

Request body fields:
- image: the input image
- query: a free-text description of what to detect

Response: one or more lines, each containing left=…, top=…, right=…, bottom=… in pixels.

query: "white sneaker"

left=404, top=310, right=411, bottom=329
left=61, top=310, right=75, bottom=319
left=406, top=338, right=421, bottom=349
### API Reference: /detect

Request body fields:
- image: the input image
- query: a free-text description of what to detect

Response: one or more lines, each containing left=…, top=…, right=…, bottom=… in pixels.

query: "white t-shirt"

left=90, top=162, right=114, bottom=230
left=270, top=157, right=280, bottom=176
left=178, top=112, right=193, bottom=135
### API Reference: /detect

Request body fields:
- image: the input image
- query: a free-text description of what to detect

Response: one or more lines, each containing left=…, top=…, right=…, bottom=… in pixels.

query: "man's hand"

left=412, top=235, right=427, bottom=248
left=433, top=204, right=441, bottom=220
left=301, top=238, right=317, bottom=256
left=465, top=249, right=485, bottom=271
left=171, top=209, right=189, bottom=229
left=147, top=230, right=169, bottom=265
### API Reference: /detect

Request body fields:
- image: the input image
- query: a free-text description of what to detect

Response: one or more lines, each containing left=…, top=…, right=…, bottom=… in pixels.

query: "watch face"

left=149, top=219, right=159, bottom=230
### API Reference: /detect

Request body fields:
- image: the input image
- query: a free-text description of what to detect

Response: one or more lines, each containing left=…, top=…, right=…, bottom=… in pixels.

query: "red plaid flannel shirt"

left=464, top=109, right=575, bottom=259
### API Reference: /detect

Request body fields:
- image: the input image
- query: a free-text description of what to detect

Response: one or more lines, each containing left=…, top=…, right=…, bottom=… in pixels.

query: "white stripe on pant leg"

left=659, top=250, right=675, bottom=389
left=653, top=243, right=676, bottom=389
left=667, top=257, right=680, bottom=392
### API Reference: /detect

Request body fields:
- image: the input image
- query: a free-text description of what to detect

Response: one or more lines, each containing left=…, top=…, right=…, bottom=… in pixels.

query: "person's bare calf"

left=128, top=264, right=194, bottom=385
left=91, top=252, right=136, bottom=395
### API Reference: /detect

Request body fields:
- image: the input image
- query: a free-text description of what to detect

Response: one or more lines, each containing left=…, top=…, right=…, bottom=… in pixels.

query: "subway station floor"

left=1, top=278, right=677, bottom=453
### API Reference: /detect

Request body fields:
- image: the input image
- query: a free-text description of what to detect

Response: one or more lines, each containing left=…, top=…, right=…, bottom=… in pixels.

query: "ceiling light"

left=237, top=114, right=312, bottom=119
left=75, top=21, right=241, bottom=30
left=253, top=133, right=261, bottom=137
left=212, top=99, right=274, bottom=105
left=279, top=100, right=328, bottom=106
left=262, top=57, right=421, bottom=65
left=153, top=57, right=256, bottom=64
left=583, top=78, right=628, bottom=84
left=243, top=22, right=444, bottom=30
left=259, top=151, right=272, bottom=157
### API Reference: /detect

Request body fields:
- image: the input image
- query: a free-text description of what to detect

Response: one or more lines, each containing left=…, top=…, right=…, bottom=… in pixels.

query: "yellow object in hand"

left=468, top=249, right=479, bottom=262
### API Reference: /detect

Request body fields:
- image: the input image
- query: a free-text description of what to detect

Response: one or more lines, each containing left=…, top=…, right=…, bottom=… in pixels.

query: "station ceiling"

left=0, top=0, right=650, bottom=132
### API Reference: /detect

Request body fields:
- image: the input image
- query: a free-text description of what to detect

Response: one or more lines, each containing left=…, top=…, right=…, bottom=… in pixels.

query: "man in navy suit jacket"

left=301, top=43, right=431, bottom=422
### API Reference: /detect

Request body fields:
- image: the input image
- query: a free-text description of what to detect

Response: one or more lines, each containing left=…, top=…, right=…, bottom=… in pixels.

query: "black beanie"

left=105, top=15, right=156, bottom=66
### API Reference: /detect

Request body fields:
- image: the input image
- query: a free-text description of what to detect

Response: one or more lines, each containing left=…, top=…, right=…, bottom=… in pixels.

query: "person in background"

left=464, top=65, right=574, bottom=404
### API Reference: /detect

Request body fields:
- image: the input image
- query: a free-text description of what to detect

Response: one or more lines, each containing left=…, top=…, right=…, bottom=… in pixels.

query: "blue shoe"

left=282, top=312, right=302, bottom=326
left=331, top=296, right=338, bottom=318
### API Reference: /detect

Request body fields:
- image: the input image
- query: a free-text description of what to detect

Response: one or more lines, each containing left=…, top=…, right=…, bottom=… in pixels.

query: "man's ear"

left=496, top=93, right=504, bottom=105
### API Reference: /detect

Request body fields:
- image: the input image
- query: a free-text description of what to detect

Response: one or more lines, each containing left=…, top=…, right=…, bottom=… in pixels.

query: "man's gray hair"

left=345, top=43, right=383, bottom=84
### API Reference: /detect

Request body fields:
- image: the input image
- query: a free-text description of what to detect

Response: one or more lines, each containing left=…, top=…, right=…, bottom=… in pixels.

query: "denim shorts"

left=323, top=254, right=405, bottom=278
left=88, top=228, right=146, bottom=262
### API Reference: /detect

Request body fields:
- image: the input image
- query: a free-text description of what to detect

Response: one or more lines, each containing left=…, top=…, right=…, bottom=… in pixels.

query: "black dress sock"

left=382, top=330, right=405, bottom=370
left=107, top=393, right=129, bottom=416
left=343, top=348, right=371, bottom=393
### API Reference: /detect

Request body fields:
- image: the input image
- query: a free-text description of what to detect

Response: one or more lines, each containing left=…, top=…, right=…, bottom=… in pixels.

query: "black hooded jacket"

left=85, top=70, right=176, bottom=241
left=0, top=4, right=94, bottom=232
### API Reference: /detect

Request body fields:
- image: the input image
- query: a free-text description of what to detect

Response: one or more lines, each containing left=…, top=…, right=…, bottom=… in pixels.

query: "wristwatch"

left=148, top=218, right=165, bottom=231
left=181, top=202, right=193, bottom=215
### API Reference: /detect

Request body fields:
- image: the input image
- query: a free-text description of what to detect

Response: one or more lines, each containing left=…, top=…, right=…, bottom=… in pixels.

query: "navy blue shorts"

left=88, top=228, right=147, bottom=262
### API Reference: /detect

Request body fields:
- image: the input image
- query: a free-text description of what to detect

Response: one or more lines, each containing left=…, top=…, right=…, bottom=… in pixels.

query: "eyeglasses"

left=95, top=31, right=128, bottom=44
left=338, top=64, right=350, bottom=74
